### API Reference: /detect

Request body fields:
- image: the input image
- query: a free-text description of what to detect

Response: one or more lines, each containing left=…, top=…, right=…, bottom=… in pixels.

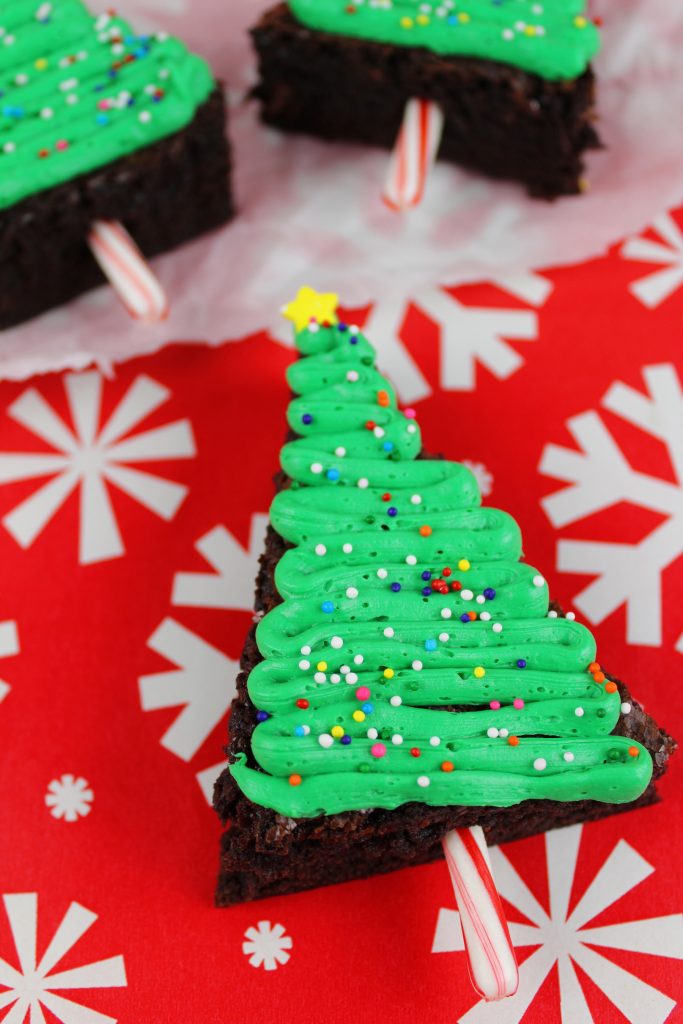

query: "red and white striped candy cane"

left=382, top=98, right=444, bottom=211
left=87, top=220, right=168, bottom=324
left=442, top=826, right=519, bottom=1001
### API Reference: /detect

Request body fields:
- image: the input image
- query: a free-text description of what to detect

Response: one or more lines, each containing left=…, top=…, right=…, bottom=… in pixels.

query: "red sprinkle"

left=410, top=747, right=421, bottom=758
left=381, top=492, right=392, bottom=502
left=442, top=567, right=452, bottom=577
left=295, top=698, right=309, bottom=709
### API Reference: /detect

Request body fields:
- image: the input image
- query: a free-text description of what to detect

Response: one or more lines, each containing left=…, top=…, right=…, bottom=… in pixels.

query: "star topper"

left=282, top=286, right=339, bottom=332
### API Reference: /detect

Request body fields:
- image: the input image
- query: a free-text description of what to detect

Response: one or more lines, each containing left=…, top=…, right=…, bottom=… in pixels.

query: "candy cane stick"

left=442, top=827, right=519, bottom=1001
left=382, top=98, right=444, bottom=211
left=87, top=219, right=168, bottom=323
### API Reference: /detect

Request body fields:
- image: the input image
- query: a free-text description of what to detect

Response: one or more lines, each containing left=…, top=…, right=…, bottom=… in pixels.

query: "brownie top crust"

left=0, top=0, right=215, bottom=210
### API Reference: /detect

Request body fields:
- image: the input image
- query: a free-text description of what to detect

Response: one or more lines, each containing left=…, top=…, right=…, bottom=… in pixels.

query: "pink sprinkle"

left=513, top=698, right=525, bottom=710
left=404, top=407, right=417, bottom=419
left=355, top=686, right=371, bottom=701
left=55, top=139, right=69, bottom=150
left=97, top=99, right=110, bottom=110
left=489, top=700, right=501, bottom=710
left=370, top=743, right=387, bottom=758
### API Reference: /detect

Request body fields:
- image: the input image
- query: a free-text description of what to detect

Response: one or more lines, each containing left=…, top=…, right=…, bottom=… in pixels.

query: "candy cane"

left=382, top=98, right=444, bottom=211
left=442, top=827, right=519, bottom=1001
left=87, top=220, right=168, bottom=323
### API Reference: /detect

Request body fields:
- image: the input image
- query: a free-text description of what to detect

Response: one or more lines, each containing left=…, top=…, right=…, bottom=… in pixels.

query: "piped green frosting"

left=229, top=293, right=652, bottom=819
left=288, top=0, right=600, bottom=80
left=0, top=0, right=215, bottom=209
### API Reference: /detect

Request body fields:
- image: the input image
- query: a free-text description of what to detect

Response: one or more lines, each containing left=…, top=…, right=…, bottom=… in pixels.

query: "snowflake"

left=242, top=921, right=292, bottom=971
left=45, top=775, right=94, bottom=822
left=359, top=275, right=545, bottom=402
left=0, top=892, right=127, bottom=1023
left=461, top=460, right=494, bottom=498
left=432, top=823, right=683, bottom=1024
left=171, top=516, right=268, bottom=612
left=0, top=371, right=195, bottom=565
left=0, top=619, right=19, bottom=709
left=621, top=212, right=683, bottom=309
left=539, top=363, right=683, bottom=650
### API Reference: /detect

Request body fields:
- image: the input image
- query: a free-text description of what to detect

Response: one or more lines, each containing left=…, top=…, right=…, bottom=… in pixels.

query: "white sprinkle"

left=346, top=587, right=359, bottom=599
left=330, top=636, right=343, bottom=649
left=492, top=623, right=503, bottom=634
left=138, top=110, right=152, bottom=124
left=298, top=660, right=310, bottom=671
left=412, top=660, right=423, bottom=671
left=2, top=141, right=15, bottom=153
left=405, top=554, right=417, bottom=565
left=330, top=673, right=341, bottom=683
left=566, top=612, right=576, bottom=621
left=335, top=446, right=347, bottom=457
left=59, top=77, right=78, bottom=91
left=346, top=370, right=359, bottom=382
left=575, top=707, right=585, bottom=718
left=429, top=736, right=441, bottom=747
left=563, top=751, right=575, bottom=763
left=311, top=462, right=323, bottom=474
left=390, top=695, right=402, bottom=707
left=621, top=702, right=632, bottom=715
left=357, top=477, right=369, bottom=489
left=300, top=725, right=311, bottom=736
left=319, top=733, right=334, bottom=748
left=548, top=610, right=558, bottom=618
left=308, top=323, right=320, bottom=334
left=377, top=568, right=388, bottom=579
left=392, top=734, right=404, bottom=745
left=461, top=589, right=474, bottom=601
left=480, top=611, right=491, bottom=621
left=353, top=654, right=364, bottom=665
left=367, top=727, right=379, bottom=740
left=383, top=627, right=394, bottom=638
left=476, top=595, right=486, bottom=605
left=441, top=608, right=452, bottom=620
left=40, top=107, right=54, bottom=119
left=407, top=424, right=417, bottom=434
left=315, top=543, right=327, bottom=556
left=502, top=27, right=514, bottom=39
left=66, top=94, right=79, bottom=105
left=499, top=728, right=509, bottom=738
left=533, top=575, right=545, bottom=587
left=438, top=632, right=449, bottom=642
left=4, top=35, right=15, bottom=45
left=534, top=757, right=547, bottom=771
left=301, top=645, right=311, bottom=655
left=314, top=672, right=326, bottom=684
left=14, top=73, right=28, bottom=85
left=342, top=542, right=353, bottom=553
left=410, top=494, right=422, bottom=505
left=346, top=672, right=358, bottom=684
left=417, top=776, right=430, bottom=788
left=373, top=426, right=385, bottom=438
left=487, top=727, right=499, bottom=739
left=340, top=665, right=350, bottom=674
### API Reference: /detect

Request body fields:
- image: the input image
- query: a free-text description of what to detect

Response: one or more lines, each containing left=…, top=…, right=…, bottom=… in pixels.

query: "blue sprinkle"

left=337, top=322, right=348, bottom=332
left=108, top=70, right=118, bottom=78
left=390, top=582, right=401, bottom=593
left=302, top=413, right=313, bottom=425
left=96, top=113, right=109, bottom=125
left=362, top=702, right=374, bottom=714
left=425, top=638, right=437, bottom=652
left=484, top=587, right=497, bottom=600
left=321, top=601, right=335, bottom=614
left=387, top=507, right=398, bottom=517
left=460, top=613, right=470, bottom=623
left=93, top=84, right=105, bottom=92
left=256, top=710, right=269, bottom=723
left=294, top=725, right=306, bottom=737
left=340, top=734, right=352, bottom=745
left=349, top=337, right=358, bottom=345
left=422, top=586, right=432, bottom=597
left=383, top=441, right=394, bottom=452
left=517, top=659, right=527, bottom=669
left=421, top=571, right=432, bottom=581
left=326, top=468, right=340, bottom=481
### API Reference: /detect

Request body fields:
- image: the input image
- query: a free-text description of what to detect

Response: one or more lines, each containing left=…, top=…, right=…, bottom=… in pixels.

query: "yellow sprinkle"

left=317, top=661, right=328, bottom=672
left=35, top=58, right=48, bottom=70
left=458, top=559, right=471, bottom=572
left=384, top=668, right=395, bottom=679
left=458, top=12, right=471, bottom=23
left=400, top=16, right=414, bottom=28
left=352, top=710, right=366, bottom=723
left=331, top=725, right=344, bottom=739
left=474, top=666, right=486, bottom=679
left=416, top=14, right=429, bottom=26
left=574, top=15, right=587, bottom=28
left=524, top=25, right=536, bottom=36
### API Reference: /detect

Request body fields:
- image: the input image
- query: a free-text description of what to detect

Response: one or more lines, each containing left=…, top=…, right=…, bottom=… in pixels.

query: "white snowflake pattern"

left=432, top=824, right=683, bottom=1024
left=0, top=892, right=127, bottom=1023
left=0, top=619, right=19, bottom=709
left=621, top=212, right=683, bottom=309
left=45, top=775, right=94, bottom=823
left=461, top=460, right=494, bottom=498
left=539, top=363, right=683, bottom=650
left=171, top=516, right=268, bottom=612
left=242, top=921, right=292, bottom=971
left=0, top=371, right=195, bottom=565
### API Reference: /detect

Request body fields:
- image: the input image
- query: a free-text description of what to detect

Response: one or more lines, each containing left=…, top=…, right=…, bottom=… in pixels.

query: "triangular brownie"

left=214, top=288, right=674, bottom=906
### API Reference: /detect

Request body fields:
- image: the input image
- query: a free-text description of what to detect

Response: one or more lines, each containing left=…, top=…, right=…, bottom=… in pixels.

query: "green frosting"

left=288, top=0, right=600, bottom=80
left=230, top=310, right=652, bottom=818
left=0, top=0, right=215, bottom=209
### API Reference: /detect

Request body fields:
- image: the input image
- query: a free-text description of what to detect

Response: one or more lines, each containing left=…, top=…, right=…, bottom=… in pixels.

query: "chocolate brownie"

left=213, top=290, right=675, bottom=906
left=251, top=3, right=601, bottom=199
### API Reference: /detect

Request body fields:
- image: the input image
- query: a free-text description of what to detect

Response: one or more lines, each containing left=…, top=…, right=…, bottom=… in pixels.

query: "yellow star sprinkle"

left=282, top=286, right=339, bottom=332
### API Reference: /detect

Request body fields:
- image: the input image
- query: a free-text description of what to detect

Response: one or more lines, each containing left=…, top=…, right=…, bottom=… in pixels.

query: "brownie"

left=251, top=4, right=600, bottom=199
left=214, top=472, right=675, bottom=907
left=0, top=87, right=232, bottom=330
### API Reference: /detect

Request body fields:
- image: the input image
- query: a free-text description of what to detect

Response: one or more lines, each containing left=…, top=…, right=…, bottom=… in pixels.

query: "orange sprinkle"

left=593, top=671, right=606, bottom=684
left=419, top=525, right=432, bottom=537
left=441, top=761, right=455, bottom=773
left=588, top=661, right=601, bottom=673
left=508, top=736, right=520, bottom=746
left=628, top=746, right=639, bottom=758
left=605, top=682, right=618, bottom=693
left=377, top=390, right=390, bottom=407
left=289, top=773, right=302, bottom=786
left=467, top=611, right=477, bottom=621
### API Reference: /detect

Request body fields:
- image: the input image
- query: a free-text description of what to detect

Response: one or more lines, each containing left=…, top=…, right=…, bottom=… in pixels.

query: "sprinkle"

left=534, top=758, right=547, bottom=771
left=417, top=775, right=430, bottom=788
left=354, top=654, right=364, bottom=665
left=326, top=468, right=340, bottom=481
left=593, top=671, right=606, bottom=683
left=343, top=542, right=353, bottom=553
left=425, top=638, right=437, bottom=651
left=367, top=727, right=379, bottom=740
left=489, top=701, right=501, bottom=710
left=390, top=695, right=402, bottom=707
left=412, top=660, right=423, bottom=671
left=461, top=589, right=474, bottom=601
left=460, top=614, right=470, bottom=623
left=605, top=682, right=618, bottom=693
left=429, top=736, right=441, bottom=747
left=383, top=627, right=395, bottom=638
left=2, top=142, right=15, bottom=153
left=513, top=698, right=525, bottom=710
left=331, top=725, right=344, bottom=739
left=533, top=575, right=545, bottom=587
left=315, top=543, right=327, bottom=556
left=358, top=477, right=369, bottom=489
left=621, top=702, right=632, bottom=714
left=346, top=370, right=359, bottom=382
left=341, top=735, right=352, bottom=745
left=289, top=774, right=302, bottom=786
left=487, top=727, right=499, bottom=739
left=480, top=611, right=491, bottom=621
left=311, top=462, right=323, bottom=474
left=302, top=413, right=313, bottom=425
left=410, top=494, right=422, bottom=505
left=321, top=601, right=334, bottom=613
left=628, top=746, right=639, bottom=757
left=419, top=525, right=432, bottom=537
left=563, top=752, right=575, bottom=763
left=438, top=632, right=449, bottom=642
left=392, top=734, right=404, bottom=745
left=405, top=554, right=417, bottom=565
left=575, top=707, right=585, bottom=717
left=589, top=661, right=601, bottom=673
left=441, top=761, right=454, bottom=772
left=371, top=743, right=386, bottom=758
left=355, top=686, right=371, bottom=701
left=352, top=710, right=365, bottom=723
left=492, top=623, right=503, bottom=634
left=499, top=729, right=509, bottom=738
left=517, top=659, right=527, bottom=669
left=548, top=610, right=558, bottom=619
left=440, top=608, right=452, bottom=619
left=508, top=736, right=520, bottom=746
left=330, top=636, right=343, bottom=649
left=314, top=672, right=326, bottom=684
left=294, top=725, right=310, bottom=737
left=410, top=747, right=421, bottom=758
left=387, top=506, right=398, bottom=517
left=256, top=710, right=269, bottom=722
left=301, top=645, right=311, bottom=655
left=458, top=559, right=470, bottom=571
left=483, top=588, right=496, bottom=600
left=346, top=672, right=359, bottom=684
left=383, top=668, right=395, bottom=679
left=377, top=568, right=388, bottom=579
left=473, top=666, right=485, bottom=679
left=336, top=446, right=347, bottom=457
left=390, top=582, right=401, bottom=592
left=319, top=733, right=334, bottom=748
left=330, top=674, right=341, bottom=684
